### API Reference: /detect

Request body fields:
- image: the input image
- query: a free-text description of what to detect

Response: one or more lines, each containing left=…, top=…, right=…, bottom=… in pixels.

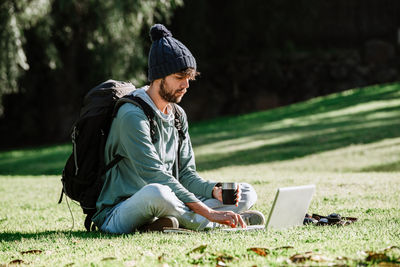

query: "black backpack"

left=59, top=80, right=185, bottom=231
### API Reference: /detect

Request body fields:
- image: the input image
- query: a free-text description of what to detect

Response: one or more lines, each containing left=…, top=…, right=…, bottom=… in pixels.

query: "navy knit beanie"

left=148, top=24, right=197, bottom=82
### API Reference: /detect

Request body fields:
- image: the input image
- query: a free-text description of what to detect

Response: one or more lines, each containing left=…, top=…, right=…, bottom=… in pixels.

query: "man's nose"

left=181, top=78, right=189, bottom=89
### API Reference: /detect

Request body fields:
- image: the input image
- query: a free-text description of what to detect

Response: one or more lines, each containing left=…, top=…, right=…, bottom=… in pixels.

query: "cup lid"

left=222, top=182, right=237, bottom=189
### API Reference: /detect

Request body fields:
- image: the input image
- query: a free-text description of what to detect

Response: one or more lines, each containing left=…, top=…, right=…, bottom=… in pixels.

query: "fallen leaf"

left=101, top=257, right=117, bottom=261
left=8, top=259, right=26, bottom=265
left=377, top=262, right=400, bottom=267
left=247, top=247, right=269, bottom=257
left=274, top=246, right=294, bottom=250
left=384, top=246, right=400, bottom=252
left=214, top=252, right=235, bottom=262
left=290, top=253, right=309, bottom=263
left=310, top=254, right=330, bottom=262
left=20, top=249, right=43, bottom=255
left=378, top=259, right=400, bottom=267
left=158, top=254, right=165, bottom=262
left=124, top=260, right=136, bottom=267
left=216, top=261, right=227, bottom=267
left=365, top=251, right=390, bottom=262
left=187, top=245, right=208, bottom=254
left=336, top=256, right=350, bottom=261
left=289, top=251, right=315, bottom=263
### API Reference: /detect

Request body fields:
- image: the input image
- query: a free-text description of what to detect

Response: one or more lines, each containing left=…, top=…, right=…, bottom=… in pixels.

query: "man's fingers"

left=215, top=212, right=246, bottom=228
left=235, top=194, right=241, bottom=207
left=222, top=220, right=231, bottom=226
left=235, top=184, right=241, bottom=207
left=223, top=212, right=239, bottom=228
left=238, top=214, right=247, bottom=228
left=233, top=214, right=240, bottom=227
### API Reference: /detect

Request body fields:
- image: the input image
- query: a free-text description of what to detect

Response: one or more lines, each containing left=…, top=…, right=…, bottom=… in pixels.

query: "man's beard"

left=159, top=79, right=184, bottom=103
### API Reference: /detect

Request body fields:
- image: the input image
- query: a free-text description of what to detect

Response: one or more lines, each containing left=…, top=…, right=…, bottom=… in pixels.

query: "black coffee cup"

left=222, top=182, right=238, bottom=205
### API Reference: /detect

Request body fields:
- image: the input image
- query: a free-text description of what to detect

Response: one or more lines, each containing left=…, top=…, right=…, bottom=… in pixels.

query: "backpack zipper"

left=71, top=126, right=79, bottom=176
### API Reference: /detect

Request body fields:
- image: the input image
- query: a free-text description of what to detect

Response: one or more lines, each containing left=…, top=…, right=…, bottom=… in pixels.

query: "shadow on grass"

left=0, top=230, right=127, bottom=242
left=0, top=83, right=399, bottom=175
left=196, top=118, right=400, bottom=170
left=0, top=144, right=70, bottom=176
left=361, top=161, right=400, bottom=172
left=196, top=90, right=400, bottom=171
left=190, top=83, right=400, bottom=146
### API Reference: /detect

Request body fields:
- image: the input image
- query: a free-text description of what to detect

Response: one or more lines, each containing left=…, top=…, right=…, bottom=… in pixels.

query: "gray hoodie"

left=92, top=87, right=217, bottom=227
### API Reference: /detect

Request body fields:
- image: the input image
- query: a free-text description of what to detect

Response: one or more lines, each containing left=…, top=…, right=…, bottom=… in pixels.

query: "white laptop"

left=220, top=184, right=316, bottom=231
left=266, top=184, right=315, bottom=229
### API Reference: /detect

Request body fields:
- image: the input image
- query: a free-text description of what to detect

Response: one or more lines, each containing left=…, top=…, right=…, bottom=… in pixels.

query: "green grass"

left=1, top=83, right=400, bottom=266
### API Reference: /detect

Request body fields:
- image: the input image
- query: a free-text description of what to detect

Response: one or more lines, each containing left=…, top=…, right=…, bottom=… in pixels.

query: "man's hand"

left=186, top=201, right=247, bottom=228
left=212, top=184, right=241, bottom=207
left=207, top=210, right=247, bottom=228
left=212, top=186, right=223, bottom=202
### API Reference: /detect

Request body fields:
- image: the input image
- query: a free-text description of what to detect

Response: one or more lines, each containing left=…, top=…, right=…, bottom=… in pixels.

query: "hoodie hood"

left=131, top=87, right=174, bottom=123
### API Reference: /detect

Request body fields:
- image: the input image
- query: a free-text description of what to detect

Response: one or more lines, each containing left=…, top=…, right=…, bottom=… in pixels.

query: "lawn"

left=0, top=83, right=399, bottom=266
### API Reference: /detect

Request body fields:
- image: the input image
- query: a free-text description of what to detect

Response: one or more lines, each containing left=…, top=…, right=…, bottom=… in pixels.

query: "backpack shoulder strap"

left=172, top=104, right=186, bottom=144
left=172, top=104, right=187, bottom=180
left=113, top=96, right=187, bottom=146
left=113, top=95, right=157, bottom=143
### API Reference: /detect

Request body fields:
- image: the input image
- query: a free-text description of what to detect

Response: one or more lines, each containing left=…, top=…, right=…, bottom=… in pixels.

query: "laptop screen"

left=266, top=184, right=316, bottom=229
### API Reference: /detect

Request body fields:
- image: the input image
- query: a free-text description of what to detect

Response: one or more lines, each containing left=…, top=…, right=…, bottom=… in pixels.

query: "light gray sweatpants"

left=100, top=183, right=257, bottom=234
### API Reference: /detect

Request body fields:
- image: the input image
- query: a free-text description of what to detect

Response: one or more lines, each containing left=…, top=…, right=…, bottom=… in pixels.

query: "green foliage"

left=0, top=0, right=182, bottom=146
left=0, top=0, right=50, bottom=97
left=49, top=0, right=182, bottom=84
left=0, top=0, right=182, bottom=95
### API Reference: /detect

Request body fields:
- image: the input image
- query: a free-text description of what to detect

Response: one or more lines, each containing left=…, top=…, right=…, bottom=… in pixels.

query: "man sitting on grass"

left=92, top=24, right=265, bottom=234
